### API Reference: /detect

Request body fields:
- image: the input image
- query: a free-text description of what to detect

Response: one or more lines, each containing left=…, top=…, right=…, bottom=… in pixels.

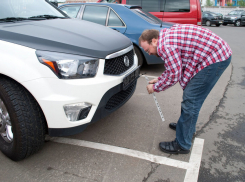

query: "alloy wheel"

left=0, top=97, right=13, bottom=143
left=206, top=21, right=211, bottom=26
left=235, top=20, right=241, bottom=27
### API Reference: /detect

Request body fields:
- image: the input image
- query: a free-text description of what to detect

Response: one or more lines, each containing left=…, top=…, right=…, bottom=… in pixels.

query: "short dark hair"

left=139, top=29, right=159, bottom=46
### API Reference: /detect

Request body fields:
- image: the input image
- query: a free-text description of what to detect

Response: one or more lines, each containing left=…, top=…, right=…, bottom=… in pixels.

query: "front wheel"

left=134, top=45, right=144, bottom=66
left=235, top=20, right=241, bottom=27
left=0, top=77, right=46, bottom=161
left=206, top=20, right=211, bottom=26
left=223, top=23, right=227, bottom=26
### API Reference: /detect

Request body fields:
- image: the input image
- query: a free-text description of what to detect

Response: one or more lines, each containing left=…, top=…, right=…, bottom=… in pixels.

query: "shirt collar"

left=157, top=28, right=168, bottom=56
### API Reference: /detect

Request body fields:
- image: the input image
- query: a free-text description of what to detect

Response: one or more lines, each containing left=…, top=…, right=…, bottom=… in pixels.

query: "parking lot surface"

left=1, top=25, right=244, bottom=182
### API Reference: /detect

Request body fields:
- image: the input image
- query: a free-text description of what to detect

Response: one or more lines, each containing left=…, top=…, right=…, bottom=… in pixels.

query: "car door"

left=241, top=11, right=245, bottom=26
left=59, top=5, right=82, bottom=18
left=202, top=13, right=208, bottom=24
left=80, top=5, right=126, bottom=34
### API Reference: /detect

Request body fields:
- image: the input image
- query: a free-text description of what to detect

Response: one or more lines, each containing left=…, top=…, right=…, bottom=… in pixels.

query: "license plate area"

left=123, top=66, right=140, bottom=90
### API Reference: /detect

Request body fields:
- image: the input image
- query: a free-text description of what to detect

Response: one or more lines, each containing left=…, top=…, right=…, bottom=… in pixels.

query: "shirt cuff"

left=153, top=84, right=160, bottom=93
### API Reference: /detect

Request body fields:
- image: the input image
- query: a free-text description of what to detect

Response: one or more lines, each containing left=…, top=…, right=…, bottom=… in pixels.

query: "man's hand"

left=149, top=79, right=158, bottom=84
left=147, top=84, right=154, bottom=94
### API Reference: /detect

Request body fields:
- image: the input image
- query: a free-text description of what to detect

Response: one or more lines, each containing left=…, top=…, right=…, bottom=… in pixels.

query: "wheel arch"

left=0, top=73, right=48, bottom=133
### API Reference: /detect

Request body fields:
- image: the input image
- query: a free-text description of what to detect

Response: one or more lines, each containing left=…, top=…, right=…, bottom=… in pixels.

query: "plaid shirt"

left=154, top=24, right=232, bottom=92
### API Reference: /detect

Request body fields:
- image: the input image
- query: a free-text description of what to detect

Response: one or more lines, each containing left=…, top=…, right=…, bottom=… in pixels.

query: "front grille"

left=105, top=82, right=136, bottom=111
left=104, top=50, right=134, bottom=75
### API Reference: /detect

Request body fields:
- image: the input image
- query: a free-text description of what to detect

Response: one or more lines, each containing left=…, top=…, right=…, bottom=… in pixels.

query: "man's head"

left=139, top=29, right=159, bottom=57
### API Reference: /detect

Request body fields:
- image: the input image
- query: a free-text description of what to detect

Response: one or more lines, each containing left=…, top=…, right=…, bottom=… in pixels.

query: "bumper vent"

left=105, top=82, right=136, bottom=111
left=104, top=50, right=134, bottom=75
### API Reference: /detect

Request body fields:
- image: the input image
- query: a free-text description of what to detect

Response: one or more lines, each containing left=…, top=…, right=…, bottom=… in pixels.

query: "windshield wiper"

left=28, top=15, right=68, bottom=19
left=0, top=17, right=28, bottom=22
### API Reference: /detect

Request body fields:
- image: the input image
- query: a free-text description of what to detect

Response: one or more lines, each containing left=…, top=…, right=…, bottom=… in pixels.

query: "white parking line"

left=184, top=138, right=204, bottom=182
left=51, top=137, right=204, bottom=181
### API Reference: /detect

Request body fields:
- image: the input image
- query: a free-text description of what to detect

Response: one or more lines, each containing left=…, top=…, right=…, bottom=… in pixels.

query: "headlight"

left=231, top=17, right=237, bottom=19
left=36, top=51, right=99, bottom=79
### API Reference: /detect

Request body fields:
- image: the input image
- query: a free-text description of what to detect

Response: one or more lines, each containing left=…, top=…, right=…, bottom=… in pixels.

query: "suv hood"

left=225, top=14, right=240, bottom=17
left=0, top=19, right=132, bottom=58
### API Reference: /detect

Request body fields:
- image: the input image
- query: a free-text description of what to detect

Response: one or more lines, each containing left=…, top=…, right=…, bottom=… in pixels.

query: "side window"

left=82, top=6, right=109, bottom=26
left=60, top=5, right=81, bottom=18
left=161, top=0, right=190, bottom=12
left=142, top=0, right=159, bottom=12
left=127, top=0, right=190, bottom=13
left=127, top=0, right=159, bottom=12
left=108, top=9, right=124, bottom=26
left=127, top=0, right=142, bottom=6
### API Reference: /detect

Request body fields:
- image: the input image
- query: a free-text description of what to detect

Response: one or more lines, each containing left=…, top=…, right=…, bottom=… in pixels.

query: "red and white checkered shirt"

left=154, top=24, right=232, bottom=92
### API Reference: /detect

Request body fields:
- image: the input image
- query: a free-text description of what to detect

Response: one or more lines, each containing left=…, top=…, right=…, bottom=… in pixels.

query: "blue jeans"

left=176, top=56, right=231, bottom=150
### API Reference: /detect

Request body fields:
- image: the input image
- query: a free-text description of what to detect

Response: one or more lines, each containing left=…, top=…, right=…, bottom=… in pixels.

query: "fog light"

left=64, top=102, right=92, bottom=121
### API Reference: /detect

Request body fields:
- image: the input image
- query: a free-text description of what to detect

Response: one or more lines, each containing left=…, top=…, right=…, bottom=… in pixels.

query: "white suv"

left=0, top=0, right=139, bottom=161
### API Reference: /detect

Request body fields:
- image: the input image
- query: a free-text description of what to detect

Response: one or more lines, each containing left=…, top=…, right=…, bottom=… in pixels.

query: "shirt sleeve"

left=153, top=46, right=182, bottom=92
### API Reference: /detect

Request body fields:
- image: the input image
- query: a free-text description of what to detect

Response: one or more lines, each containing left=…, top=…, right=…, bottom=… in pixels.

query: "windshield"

left=0, top=0, right=65, bottom=19
left=131, top=8, right=162, bottom=24
left=210, top=13, right=218, bottom=16
left=228, top=11, right=242, bottom=15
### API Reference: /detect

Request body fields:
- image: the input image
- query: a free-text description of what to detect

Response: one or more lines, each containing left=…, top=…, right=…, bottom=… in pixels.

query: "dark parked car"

left=242, top=11, right=245, bottom=26
left=59, top=3, right=173, bottom=66
left=202, top=11, right=223, bottom=27
left=223, top=10, right=245, bottom=27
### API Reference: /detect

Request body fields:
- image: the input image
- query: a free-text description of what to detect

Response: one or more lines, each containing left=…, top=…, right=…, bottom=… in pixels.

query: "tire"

left=206, top=20, right=211, bottom=26
left=134, top=45, right=144, bottom=66
left=235, top=20, right=241, bottom=27
left=0, top=77, right=46, bottom=161
left=223, top=23, right=227, bottom=26
left=216, top=24, right=221, bottom=27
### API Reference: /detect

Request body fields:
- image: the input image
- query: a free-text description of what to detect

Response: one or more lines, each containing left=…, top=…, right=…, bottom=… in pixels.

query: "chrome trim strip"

left=104, top=51, right=138, bottom=77
left=79, top=5, right=85, bottom=19
left=105, top=45, right=133, bottom=59
left=106, top=8, right=110, bottom=26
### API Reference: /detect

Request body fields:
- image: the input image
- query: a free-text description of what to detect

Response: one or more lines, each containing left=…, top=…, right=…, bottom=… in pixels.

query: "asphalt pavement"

left=0, top=25, right=244, bottom=182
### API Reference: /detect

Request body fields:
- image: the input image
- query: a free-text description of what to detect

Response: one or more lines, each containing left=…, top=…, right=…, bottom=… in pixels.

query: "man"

left=139, top=24, right=232, bottom=154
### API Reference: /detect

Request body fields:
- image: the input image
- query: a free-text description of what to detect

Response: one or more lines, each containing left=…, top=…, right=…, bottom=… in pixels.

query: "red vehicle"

left=98, top=0, right=202, bottom=25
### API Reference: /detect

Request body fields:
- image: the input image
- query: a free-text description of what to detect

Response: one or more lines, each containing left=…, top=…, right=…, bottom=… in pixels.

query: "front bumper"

left=211, top=20, right=223, bottom=25
left=49, top=80, right=137, bottom=136
left=223, top=19, right=236, bottom=24
left=22, top=51, right=138, bottom=136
